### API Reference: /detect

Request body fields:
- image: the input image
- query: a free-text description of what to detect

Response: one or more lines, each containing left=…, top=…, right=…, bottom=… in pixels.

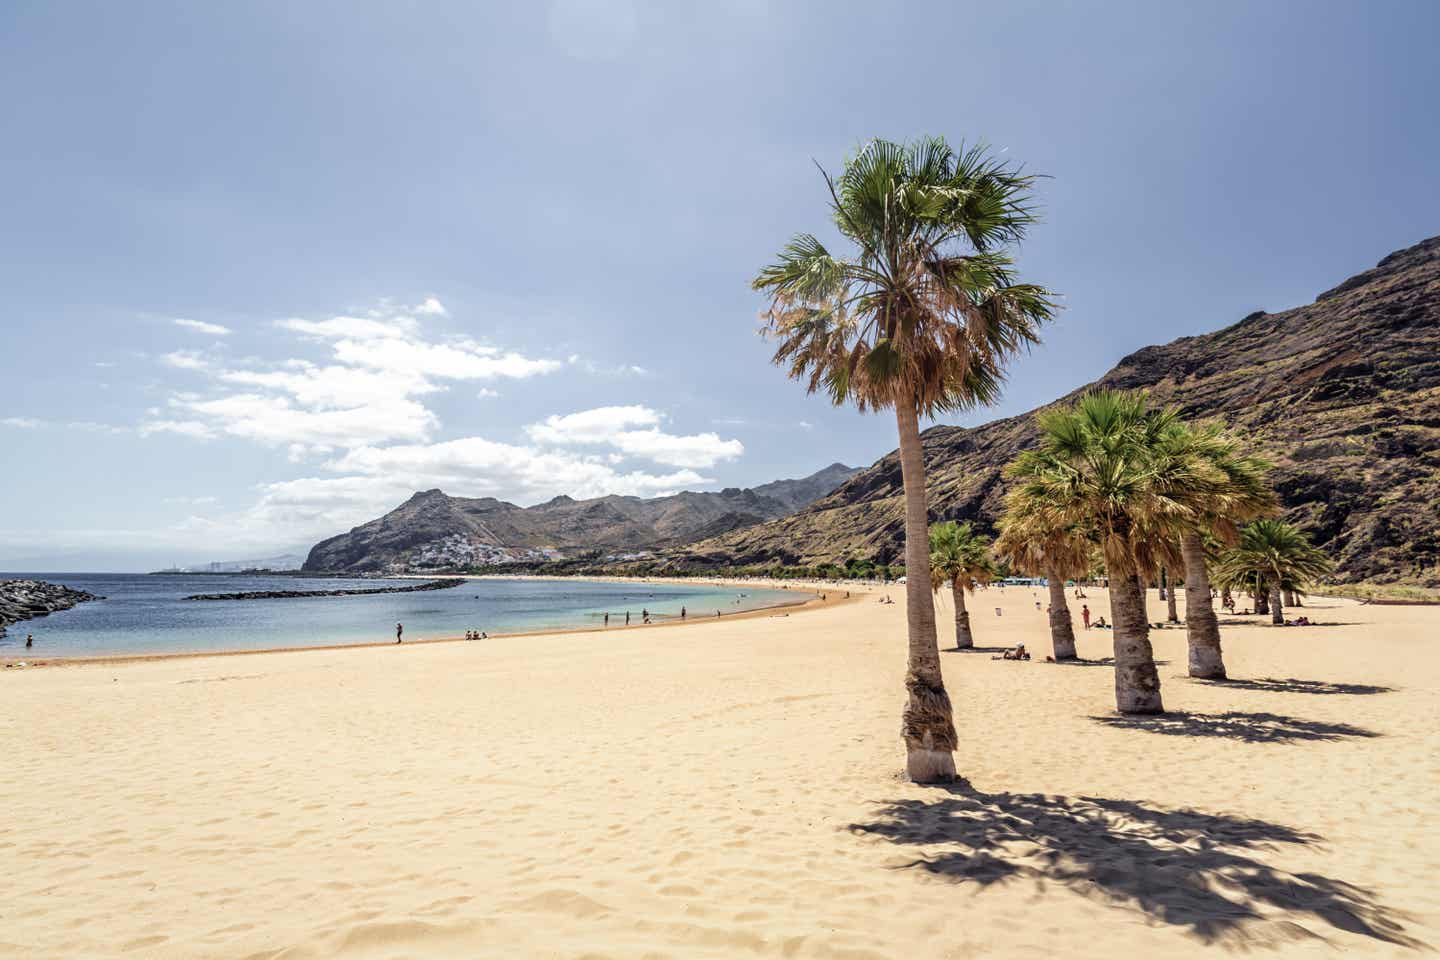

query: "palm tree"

left=1154, top=421, right=1275, bottom=678
left=928, top=521, right=996, bottom=650
left=1006, top=391, right=1209, bottom=713
left=1162, top=567, right=1179, bottom=623
left=754, top=137, right=1056, bottom=781
left=994, top=490, right=1091, bottom=660
left=1215, top=519, right=1332, bottom=625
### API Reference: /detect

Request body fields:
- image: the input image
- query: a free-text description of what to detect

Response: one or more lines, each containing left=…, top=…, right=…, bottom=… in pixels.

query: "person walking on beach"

left=625, top=611, right=631, bottom=625
left=25, top=634, right=33, bottom=648
left=395, top=622, right=403, bottom=644
left=1082, top=604, right=1091, bottom=630
left=680, top=606, right=686, bottom=620
left=604, top=612, right=610, bottom=627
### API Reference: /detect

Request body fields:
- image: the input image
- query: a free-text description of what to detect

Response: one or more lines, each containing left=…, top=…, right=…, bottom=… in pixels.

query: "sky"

left=2, top=0, right=1437, bottom=571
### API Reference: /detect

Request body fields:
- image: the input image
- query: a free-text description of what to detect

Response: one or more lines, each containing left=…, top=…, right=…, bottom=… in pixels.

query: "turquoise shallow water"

left=0, top=574, right=805, bottom=658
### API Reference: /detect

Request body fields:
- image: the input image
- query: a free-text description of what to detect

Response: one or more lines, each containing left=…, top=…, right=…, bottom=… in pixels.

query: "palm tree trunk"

left=1164, top=567, right=1179, bottom=622
left=1046, top=569, right=1077, bottom=660
left=895, top=402, right=957, bottom=782
left=1181, top=531, right=1225, bottom=679
left=951, top=580, right=972, bottom=649
left=1109, top=571, right=1164, bottom=714
left=1270, top=583, right=1284, bottom=625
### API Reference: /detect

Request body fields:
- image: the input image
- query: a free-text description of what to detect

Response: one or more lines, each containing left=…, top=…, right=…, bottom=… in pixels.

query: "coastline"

left=0, top=575, right=861, bottom=669
left=5, top=584, right=1434, bottom=957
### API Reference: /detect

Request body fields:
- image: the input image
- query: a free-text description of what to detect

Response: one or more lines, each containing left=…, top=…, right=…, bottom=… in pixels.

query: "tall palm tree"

left=1215, top=519, right=1332, bottom=625
left=1162, top=567, right=1179, bottom=623
left=928, top=521, right=996, bottom=650
left=994, top=489, right=1091, bottom=660
left=1007, top=391, right=1209, bottom=713
left=754, top=137, right=1056, bottom=781
left=1154, top=421, right=1275, bottom=678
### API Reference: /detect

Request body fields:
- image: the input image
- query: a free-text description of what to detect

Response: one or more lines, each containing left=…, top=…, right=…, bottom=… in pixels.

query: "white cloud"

left=176, top=392, right=436, bottom=449
left=332, top=337, right=560, bottom=381
left=138, top=419, right=218, bottom=440
left=477, top=388, right=500, bottom=399
left=147, top=301, right=561, bottom=451
left=569, top=356, right=652, bottom=378
left=160, top=350, right=210, bottom=371
left=608, top=428, right=744, bottom=467
left=526, top=404, right=743, bottom=468
left=328, top=437, right=711, bottom=502
left=174, top=318, right=232, bottom=336
left=277, top=314, right=418, bottom=342
left=217, top=363, right=440, bottom=410
left=526, top=405, right=660, bottom=444
left=1, top=417, right=128, bottom=434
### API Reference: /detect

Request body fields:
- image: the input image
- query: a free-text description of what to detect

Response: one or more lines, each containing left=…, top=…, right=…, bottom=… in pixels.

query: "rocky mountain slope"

left=680, top=236, right=1440, bottom=586
left=303, top=463, right=859, bottom=572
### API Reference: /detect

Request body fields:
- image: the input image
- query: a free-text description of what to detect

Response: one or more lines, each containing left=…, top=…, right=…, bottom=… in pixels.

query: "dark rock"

left=185, top=579, right=464, bottom=601
left=0, top=580, right=100, bottom=640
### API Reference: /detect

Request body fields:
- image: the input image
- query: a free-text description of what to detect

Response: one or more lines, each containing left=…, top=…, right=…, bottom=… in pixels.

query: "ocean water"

left=0, top=574, right=806, bottom=658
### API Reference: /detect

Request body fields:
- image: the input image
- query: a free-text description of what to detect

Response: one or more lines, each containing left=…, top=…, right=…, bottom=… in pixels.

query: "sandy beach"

left=2, top=582, right=1435, bottom=958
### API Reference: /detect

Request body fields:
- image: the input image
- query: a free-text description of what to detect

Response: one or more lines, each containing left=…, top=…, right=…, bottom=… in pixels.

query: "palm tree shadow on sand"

left=1051, top=656, right=1172, bottom=668
left=1092, top=711, right=1381, bottom=743
left=1192, top=677, right=1395, bottom=696
left=850, top=782, right=1423, bottom=949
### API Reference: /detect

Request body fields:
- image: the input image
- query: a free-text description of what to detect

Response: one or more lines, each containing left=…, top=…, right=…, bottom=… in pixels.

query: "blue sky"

left=2, top=0, right=1437, bottom=571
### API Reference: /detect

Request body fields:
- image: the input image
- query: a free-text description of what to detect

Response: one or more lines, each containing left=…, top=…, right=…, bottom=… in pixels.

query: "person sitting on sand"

left=1000, top=643, right=1030, bottom=661
left=1092, top=616, right=1110, bottom=629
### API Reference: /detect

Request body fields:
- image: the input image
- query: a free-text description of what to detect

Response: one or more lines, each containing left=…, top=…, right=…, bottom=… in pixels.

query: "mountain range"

left=302, top=462, right=859, bottom=572
left=678, top=235, right=1440, bottom=587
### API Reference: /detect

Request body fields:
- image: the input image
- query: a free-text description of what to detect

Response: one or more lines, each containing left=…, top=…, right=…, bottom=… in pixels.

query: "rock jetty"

left=184, top=578, right=463, bottom=601
left=0, top=580, right=101, bottom=639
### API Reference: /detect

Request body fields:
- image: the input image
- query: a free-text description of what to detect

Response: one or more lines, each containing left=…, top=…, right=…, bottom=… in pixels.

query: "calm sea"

left=0, top=574, right=805, bottom=658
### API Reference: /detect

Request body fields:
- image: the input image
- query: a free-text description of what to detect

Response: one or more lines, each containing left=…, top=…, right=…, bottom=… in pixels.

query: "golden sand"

left=2, top=583, right=1435, bottom=958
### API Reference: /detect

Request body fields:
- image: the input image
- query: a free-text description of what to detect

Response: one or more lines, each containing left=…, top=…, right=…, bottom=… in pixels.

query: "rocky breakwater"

left=0, top=580, right=101, bottom=639
left=185, top=578, right=463, bottom=601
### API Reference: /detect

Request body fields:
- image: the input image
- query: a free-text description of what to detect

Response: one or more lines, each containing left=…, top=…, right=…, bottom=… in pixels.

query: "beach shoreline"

left=0, top=574, right=860, bottom=668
